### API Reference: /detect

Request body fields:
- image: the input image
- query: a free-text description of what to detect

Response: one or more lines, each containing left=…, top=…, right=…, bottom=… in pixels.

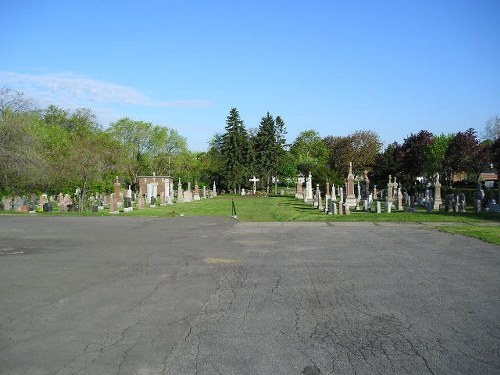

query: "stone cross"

left=249, top=176, right=260, bottom=194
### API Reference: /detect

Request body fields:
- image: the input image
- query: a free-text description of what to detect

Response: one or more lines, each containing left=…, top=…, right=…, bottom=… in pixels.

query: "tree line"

left=1, top=88, right=499, bottom=201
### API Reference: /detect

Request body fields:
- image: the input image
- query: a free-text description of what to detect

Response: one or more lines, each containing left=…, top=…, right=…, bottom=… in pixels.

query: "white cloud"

left=0, top=71, right=212, bottom=108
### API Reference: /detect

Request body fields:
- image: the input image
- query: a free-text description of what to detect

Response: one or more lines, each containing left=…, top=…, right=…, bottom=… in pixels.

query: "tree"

left=425, top=133, right=453, bottom=179
left=107, top=118, right=187, bottom=184
left=290, top=130, right=330, bottom=187
left=0, top=87, right=35, bottom=116
left=0, top=110, right=44, bottom=194
left=371, top=142, right=402, bottom=187
left=220, top=108, right=252, bottom=191
left=483, top=115, right=500, bottom=141
left=325, top=130, right=382, bottom=177
left=253, top=112, right=287, bottom=193
left=399, top=130, right=434, bottom=185
left=444, top=128, right=490, bottom=182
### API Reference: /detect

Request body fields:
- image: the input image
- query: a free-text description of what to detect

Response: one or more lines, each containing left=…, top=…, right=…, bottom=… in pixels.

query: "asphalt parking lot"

left=0, top=216, right=499, bottom=374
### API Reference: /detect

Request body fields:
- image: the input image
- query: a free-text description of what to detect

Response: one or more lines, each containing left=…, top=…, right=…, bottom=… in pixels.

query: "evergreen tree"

left=220, top=108, right=252, bottom=191
left=254, top=112, right=287, bottom=193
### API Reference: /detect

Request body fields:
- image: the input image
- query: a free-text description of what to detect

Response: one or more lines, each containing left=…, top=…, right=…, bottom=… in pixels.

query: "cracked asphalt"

left=0, top=216, right=499, bottom=375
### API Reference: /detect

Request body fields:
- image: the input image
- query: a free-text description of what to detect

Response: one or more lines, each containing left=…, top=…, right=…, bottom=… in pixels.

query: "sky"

left=1, top=0, right=499, bottom=151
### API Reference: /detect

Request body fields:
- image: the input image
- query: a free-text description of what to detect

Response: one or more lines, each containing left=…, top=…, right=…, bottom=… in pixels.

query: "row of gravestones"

left=297, top=170, right=499, bottom=214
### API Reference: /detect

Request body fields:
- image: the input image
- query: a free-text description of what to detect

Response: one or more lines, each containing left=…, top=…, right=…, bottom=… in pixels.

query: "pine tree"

left=254, top=112, right=287, bottom=193
left=220, top=108, right=252, bottom=191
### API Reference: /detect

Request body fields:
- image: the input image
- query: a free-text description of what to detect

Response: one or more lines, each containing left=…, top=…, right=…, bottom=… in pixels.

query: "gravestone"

left=39, top=194, right=48, bottom=210
left=325, top=179, right=331, bottom=200
left=457, top=193, right=466, bottom=212
left=425, top=189, right=433, bottom=212
left=114, top=177, right=123, bottom=207
left=304, top=171, right=314, bottom=204
left=296, top=174, right=304, bottom=199
left=433, top=174, right=443, bottom=210
left=386, top=202, right=392, bottom=213
left=212, top=181, right=217, bottom=197
left=123, top=185, right=133, bottom=212
left=183, top=182, right=193, bottom=202
left=474, top=183, right=485, bottom=212
left=386, top=175, right=394, bottom=203
left=331, top=183, right=337, bottom=202
left=2, top=197, right=12, bottom=211
left=177, top=179, right=185, bottom=203
left=345, top=162, right=357, bottom=208
left=109, top=194, right=119, bottom=214
left=194, top=182, right=201, bottom=201
left=376, top=201, right=381, bottom=214
left=397, top=187, right=404, bottom=211
left=202, top=186, right=207, bottom=199
left=344, top=203, right=351, bottom=215
left=137, top=194, right=145, bottom=210
left=316, top=184, right=323, bottom=210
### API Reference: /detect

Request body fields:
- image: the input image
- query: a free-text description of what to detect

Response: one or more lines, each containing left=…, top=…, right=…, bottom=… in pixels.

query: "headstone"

left=345, top=162, right=357, bottom=208
left=339, top=187, right=344, bottom=204
left=2, top=197, right=12, bottom=211
left=344, top=203, right=351, bottom=215
left=177, top=179, right=185, bottom=203
left=425, top=189, right=433, bottom=212
left=397, top=187, right=403, bottom=211
left=202, top=186, right=207, bottom=199
left=296, top=174, right=304, bottom=199
left=304, top=171, right=314, bottom=204
left=376, top=201, right=381, bottom=214
left=386, top=202, right=392, bottom=213
left=114, top=177, right=123, bottom=206
left=183, top=182, right=193, bottom=202
left=331, top=183, right=337, bottom=202
left=123, top=186, right=133, bottom=212
left=39, top=194, right=48, bottom=210
left=241, top=188, right=246, bottom=196
left=325, top=179, right=331, bottom=200
left=433, top=174, right=442, bottom=210
left=316, top=184, right=323, bottom=210
left=167, top=178, right=173, bottom=204
left=193, top=182, right=201, bottom=201
left=137, top=195, right=145, bottom=210
left=386, top=175, right=394, bottom=203
left=109, top=195, right=119, bottom=214
left=474, top=183, right=484, bottom=212
left=457, top=193, right=466, bottom=212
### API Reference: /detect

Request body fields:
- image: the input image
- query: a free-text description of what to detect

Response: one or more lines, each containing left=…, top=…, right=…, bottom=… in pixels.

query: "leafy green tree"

left=290, top=130, right=330, bottom=187
left=425, top=133, right=453, bottom=178
left=220, top=108, right=252, bottom=191
left=107, top=118, right=187, bottom=184
left=325, top=130, right=382, bottom=177
left=0, top=109, right=44, bottom=195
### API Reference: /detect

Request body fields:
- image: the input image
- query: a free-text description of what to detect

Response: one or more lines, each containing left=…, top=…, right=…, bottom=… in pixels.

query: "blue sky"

left=1, top=0, right=499, bottom=151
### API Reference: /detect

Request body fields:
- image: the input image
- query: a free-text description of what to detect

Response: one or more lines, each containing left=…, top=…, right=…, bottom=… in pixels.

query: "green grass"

left=3, top=195, right=499, bottom=244
left=437, top=226, right=500, bottom=245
